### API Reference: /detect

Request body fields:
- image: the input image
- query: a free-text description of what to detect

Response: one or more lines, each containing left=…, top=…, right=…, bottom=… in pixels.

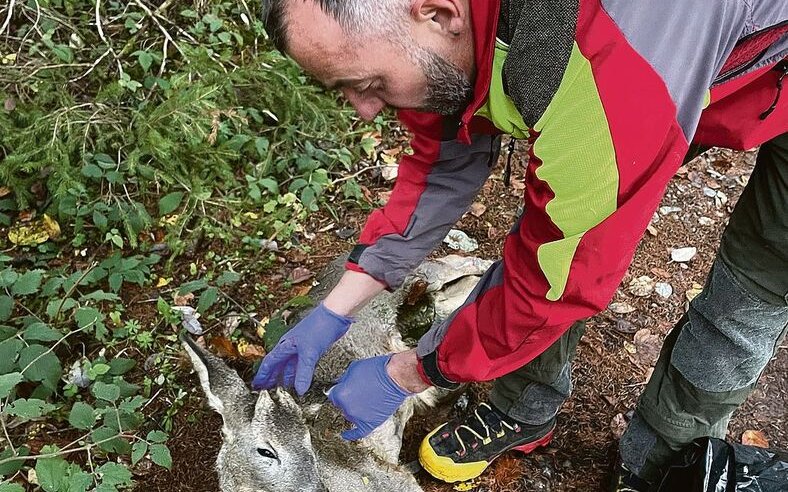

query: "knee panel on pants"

left=670, top=260, right=788, bottom=393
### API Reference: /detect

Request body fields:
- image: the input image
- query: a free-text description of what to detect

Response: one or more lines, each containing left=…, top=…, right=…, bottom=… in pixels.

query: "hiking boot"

left=418, top=402, right=555, bottom=483
left=609, top=462, right=654, bottom=492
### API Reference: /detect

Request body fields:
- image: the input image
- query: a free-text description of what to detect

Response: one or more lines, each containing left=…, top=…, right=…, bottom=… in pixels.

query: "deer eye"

left=257, top=448, right=278, bottom=460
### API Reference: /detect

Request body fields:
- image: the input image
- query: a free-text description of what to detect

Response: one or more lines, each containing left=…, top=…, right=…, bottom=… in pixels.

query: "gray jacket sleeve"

left=347, top=133, right=501, bottom=289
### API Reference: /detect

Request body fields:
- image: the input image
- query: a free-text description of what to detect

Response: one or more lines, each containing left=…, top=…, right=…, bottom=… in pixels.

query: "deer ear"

left=182, top=335, right=250, bottom=416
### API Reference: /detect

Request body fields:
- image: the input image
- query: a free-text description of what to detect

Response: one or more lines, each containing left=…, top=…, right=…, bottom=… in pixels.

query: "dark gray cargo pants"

left=489, top=132, right=788, bottom=482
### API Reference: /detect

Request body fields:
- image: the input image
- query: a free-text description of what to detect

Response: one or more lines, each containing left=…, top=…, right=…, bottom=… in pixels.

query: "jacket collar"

left=458, top=0, right=502, bottom=143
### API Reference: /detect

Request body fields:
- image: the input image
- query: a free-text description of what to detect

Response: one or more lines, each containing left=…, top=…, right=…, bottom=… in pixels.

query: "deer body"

left=183, top=255, right=490, bottom=491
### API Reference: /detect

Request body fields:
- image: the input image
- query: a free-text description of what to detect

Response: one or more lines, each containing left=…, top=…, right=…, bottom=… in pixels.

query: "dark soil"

left=136, top=143, right=787, bottom=491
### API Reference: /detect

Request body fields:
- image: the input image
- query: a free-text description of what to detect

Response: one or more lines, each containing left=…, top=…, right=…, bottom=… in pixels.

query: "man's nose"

left=341, top=89, right=386, bottom=121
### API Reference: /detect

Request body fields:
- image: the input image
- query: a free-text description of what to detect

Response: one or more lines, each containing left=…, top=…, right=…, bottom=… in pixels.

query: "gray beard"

left=413, top=47, right=474, bottom=116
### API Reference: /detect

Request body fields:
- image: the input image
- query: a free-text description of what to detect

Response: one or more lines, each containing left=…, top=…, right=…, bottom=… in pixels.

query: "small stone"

left=671, top=247, right=697, bottom=262
left=703, top=187, right=717, bottom=197
left=609, top=302, right=636, bottom=314
left=628, top=276, right=655, bottom=297
left=335, top=227, right=356, bottom=240
left=259, top=239, right=278, bottom=251
left=698, top=216, right=714, bottom=226
left=443, top=229, right=479, bottom=252
left=381, top=164, right=399, bottom=181
left=654, top=282, right=673, bottom=298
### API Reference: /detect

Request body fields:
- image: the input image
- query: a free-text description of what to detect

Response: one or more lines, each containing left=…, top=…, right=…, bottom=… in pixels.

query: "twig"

left=0, top=0, right=16, bottom=35
left=0, top=432, right=136, bottom=466
left=69, top=48, right=111, bottom=83
left=331, top=164, right=387, bottom=185
left=131, top=0, right=185, bottom=59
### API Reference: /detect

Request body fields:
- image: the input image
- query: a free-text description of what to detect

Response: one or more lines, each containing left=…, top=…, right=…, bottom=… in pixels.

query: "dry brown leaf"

left=174, top=292, right=194, bottom=306
left=377, top=190, right=393, bottom=205
left=469, top=202, right=487, bottom=217
left=650, top=267, right=672, bottom=279
left=646, top=224, right=658, bottom=236
left=628, top=276, right=655, bottom=297
left=610, top=413, right=628, bottom=439
left=633, top=329, right=661, bottom=367
left=18, top=210, right=35, bottom=222
left=210, top=336, right=239, bottom=359
left=0, top=187, right=10, bottom=198
left=237, top=339, right=266, bottom=359
left=609, top=302, right=636, bottom=314
left=289, top=267, right=313, bottom=284
left=742, top=430, right=769, bottom=448
left=405, top=279, right=429, bottom=306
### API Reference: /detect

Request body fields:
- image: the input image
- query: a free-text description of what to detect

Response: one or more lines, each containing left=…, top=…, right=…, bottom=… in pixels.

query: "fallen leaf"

left=469, top=202, right=487, bottom=217
left=210, top=336, right=239, bottom=359
left=223, top=314, right=241, bottom=337
left=610, top=413, right=628, bottom=439
left=405, top=279, right=429, bottom=306
left=609, top=302, right=636, bottom=314
left=698, top=216, right=715, bottom=226
left=615, top=319, right=638, bottom=334
left=174, top=292, right=194, bottom=306
left=156, top=277, right=172, bottom=288
left=646, top=224, right=658, bottom=236
left=377, top=191, right=393, bottom=205
left=18, top=210, right=35, bottom=222
left=628, top=276, right=655, bottom=297
left=671, top=247, right=697, bottom=263
left=685, top=283, right=703, bottom=301
left=741, top=430, right=769, bottom=448
left=42, top=214, right=61, bottom=239
left=633, top=329, right=661, bottom=366
left=8, top=218, right=54, bottom=246
left=237, top=339, right=266, bottom=359
left=650, top=267, right=671, bottom=279
left=289, top=267, right=313, bottom=284
left=623, top=341, right=637, bottom=354
left=0, top=187, right=10, bottom=197
left=706, top=179, right=720, bottom=189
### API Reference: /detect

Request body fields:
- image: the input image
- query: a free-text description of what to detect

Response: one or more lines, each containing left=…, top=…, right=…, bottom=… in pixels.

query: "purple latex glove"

left=327, top=354, right=414, bottom=441
left=252, top=302, right=352, bottom=396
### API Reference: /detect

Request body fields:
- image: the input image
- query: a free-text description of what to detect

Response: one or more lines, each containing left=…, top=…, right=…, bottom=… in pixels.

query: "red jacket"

left=346, top=0, right=788, bottom=387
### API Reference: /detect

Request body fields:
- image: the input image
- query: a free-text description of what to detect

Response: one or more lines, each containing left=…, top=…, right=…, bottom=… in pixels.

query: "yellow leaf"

left=156, top=277, right=172, bottom=288
left=453, top=480, right=478, bottom=491
left=42, top=214, right=61, bottom=239
left=8, top=223, right=50, bottom=246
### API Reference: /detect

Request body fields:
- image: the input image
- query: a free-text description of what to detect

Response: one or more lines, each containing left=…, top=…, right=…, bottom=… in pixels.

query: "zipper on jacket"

left=503, top=138, right=516, bottom=187
left=760, top=61, right=788, bottom=120
left=714, top=20, right=788, bottom=85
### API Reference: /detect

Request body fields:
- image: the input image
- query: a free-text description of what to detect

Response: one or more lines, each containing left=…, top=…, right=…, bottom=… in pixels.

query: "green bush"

left=0, top=1, right=381, bottom=489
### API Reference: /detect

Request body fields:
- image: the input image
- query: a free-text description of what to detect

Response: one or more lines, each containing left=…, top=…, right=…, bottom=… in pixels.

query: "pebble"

left=655, top=282, right=673, bottom=298
left=671, top=247, right=697, bottom=262
left=703, top=187, right=717, bottom=197
left=659, top=206, right=681, bottom=215
left=698, top=216, right=714, bottom=226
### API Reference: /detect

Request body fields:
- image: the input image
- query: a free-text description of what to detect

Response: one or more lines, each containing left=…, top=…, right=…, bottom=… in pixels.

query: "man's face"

left=284, top=0, right=475, bottom=120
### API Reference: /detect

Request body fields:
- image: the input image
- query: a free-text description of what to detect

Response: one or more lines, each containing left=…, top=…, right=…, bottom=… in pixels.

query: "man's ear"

left=410, top=0, right=468, bottom=36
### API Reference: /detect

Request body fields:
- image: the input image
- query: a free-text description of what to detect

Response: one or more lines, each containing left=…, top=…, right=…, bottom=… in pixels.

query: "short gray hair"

left=262, top=0, right=409, bottom=52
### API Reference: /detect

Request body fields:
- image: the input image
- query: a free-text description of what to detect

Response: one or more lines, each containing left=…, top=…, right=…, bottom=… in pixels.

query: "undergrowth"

left=0, top=1, right=384, bottom=490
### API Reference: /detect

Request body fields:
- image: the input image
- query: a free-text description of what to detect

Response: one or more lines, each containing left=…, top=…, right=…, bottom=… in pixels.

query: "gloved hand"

left=328, top=354, right=414, bottom=441
left=252, top=302, right=353, bottom=396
